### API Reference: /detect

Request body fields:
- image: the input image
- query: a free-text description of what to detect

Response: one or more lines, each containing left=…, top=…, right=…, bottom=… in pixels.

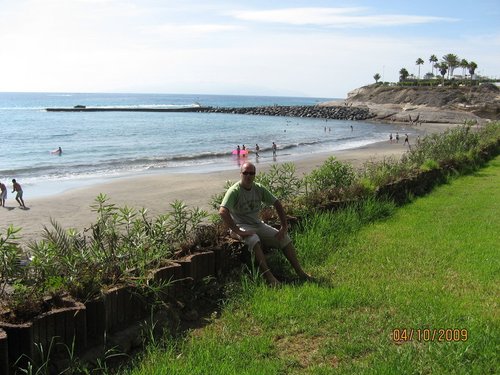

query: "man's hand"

left=237, top=229, right=256, bottom=238
left=275, top=226, right=288, bottom=241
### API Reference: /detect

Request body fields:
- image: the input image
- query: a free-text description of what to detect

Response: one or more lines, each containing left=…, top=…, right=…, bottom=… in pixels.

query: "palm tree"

left=438, top=63, right=448, bottom=85
left=429, top=54, right=438, bottom=76
left=442, top=53, right=459, bottom=79
left=468, top=61, right=478, bottom=85
left=459, top=59, right=469, bottom=78
left=399, top=68, right=409, bottom=82
left=416, top=58, right=424, bottom=79
left=373, top=73, right=381, bottom=83
left=433, top=63, right=441, bottom=76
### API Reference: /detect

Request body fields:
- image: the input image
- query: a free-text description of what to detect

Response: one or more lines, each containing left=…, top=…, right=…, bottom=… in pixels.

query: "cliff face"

left=322, top=83, right=500, bottom=123
left=347, top=83, right=498, bottom=108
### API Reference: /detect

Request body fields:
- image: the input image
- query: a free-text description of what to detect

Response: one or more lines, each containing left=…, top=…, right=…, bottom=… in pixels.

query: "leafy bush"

left=209, top=180, right=234, bottom=211
left=420, top=159, right=439, bottom=172
left=359, top=156, right=410, bottom=188
left=406, top=125, right=480, bottom=168
left=1, top=225, right=24, bottom=298
left=304, top=156, right=355, bottom=193
left=21, top=194, right=207, bottom=301
left=255, top=162, right=302, bottom=202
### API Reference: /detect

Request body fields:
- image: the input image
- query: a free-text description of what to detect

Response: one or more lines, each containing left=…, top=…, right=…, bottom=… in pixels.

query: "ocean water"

left=0, top=92, right=403, bottom=198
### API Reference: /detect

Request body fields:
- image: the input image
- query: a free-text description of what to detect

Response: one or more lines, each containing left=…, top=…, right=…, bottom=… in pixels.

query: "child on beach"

left=0, top=182, right=6, bottom=207
left=12, top=179, right=25, bottom=208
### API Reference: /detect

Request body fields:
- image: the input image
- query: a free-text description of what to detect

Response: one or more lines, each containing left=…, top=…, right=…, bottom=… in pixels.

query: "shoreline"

left=1, top=121, right=457, bottom=245
left=18, top=133, right=407, bottom=200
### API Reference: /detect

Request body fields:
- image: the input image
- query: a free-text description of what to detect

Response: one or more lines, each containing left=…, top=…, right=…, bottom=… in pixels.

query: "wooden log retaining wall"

left=0, top=249, right=235, bottom=374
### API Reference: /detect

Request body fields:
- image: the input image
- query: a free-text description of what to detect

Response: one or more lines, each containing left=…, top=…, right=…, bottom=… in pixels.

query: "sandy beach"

left=1, top=122, right=455, bottom=245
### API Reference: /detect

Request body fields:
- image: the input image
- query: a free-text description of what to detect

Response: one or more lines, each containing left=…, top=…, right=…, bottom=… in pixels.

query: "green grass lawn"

left=122, top=156, right=499, bottom=375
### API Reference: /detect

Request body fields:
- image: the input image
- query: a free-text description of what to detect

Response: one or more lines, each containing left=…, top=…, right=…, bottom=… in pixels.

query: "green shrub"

left=420, top=159, right=439, bottom=172
left=0, top=225, right=24, bottom=299
left=209, top=180, right=234, bottom=211
left=357, top=177, right=377, bottom=194
left=359, top=156, right=409, bottom=188
left=407, top=125, right=480, bottom=168
left=304, top=156, right=355, bottom=193
left=25, top=194, right=207, bottom=300
left=256, top=162, right=302, bottom=202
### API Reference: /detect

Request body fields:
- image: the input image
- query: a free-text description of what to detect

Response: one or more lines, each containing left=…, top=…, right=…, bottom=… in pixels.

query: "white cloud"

left=142, top=23, right=244, bottom=39
left=229, top=7, right=457, bottom=28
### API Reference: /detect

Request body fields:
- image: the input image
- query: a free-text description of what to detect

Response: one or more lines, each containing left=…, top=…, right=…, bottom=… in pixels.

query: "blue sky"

left=0, top=0, right=498, bottom=98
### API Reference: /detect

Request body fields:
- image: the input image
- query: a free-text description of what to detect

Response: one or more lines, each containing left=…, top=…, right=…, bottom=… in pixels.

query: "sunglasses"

left=241, top=171, right=256, bottom=175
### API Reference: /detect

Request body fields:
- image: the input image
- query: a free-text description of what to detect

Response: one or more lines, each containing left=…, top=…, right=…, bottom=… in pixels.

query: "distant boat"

left=73, top=105, right=86, bottom=109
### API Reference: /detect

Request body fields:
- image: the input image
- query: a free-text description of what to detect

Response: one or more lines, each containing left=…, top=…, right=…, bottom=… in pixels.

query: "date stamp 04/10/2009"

left=392, top=328, right=469, bottom=343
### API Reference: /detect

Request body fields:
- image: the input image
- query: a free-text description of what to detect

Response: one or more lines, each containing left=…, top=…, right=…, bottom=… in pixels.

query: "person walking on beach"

left=12, top=179, right=25, bottom=208
left=272, top=142, right=277, bottom=157
left=404, top=133, right=410, bottom=146
left=255, top=143, right=260, bottom=158
left=395, top=132, right=399, bottom=143
left=0, top=182, right=6, bottom=207
left=389, top=133, right=393, bottom=143
left=219, top=161, right=312, bottom=286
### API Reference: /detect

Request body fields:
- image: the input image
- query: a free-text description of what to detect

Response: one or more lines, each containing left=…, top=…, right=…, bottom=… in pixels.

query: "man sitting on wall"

left=219, top=161, right=312, bottom=286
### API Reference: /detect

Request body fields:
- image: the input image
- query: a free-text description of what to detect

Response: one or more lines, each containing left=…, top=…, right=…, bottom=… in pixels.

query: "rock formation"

left=319, top=83, right=500, bottom=124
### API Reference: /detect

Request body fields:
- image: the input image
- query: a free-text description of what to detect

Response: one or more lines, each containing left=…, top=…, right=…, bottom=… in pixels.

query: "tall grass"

left=292, top=198, right=396, bottom=267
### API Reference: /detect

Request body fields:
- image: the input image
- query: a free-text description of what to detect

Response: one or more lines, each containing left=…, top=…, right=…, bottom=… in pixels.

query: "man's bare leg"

left=252, top=242, right=280, bottom=286
left=282, top=243, right=312, bottom=280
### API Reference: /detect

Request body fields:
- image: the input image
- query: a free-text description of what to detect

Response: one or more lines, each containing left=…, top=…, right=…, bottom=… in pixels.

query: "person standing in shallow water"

left=272, top=142, right=277, bottom=157
left=255, top=144, right=260, bottom=158
left=219, top=161, right=312, bottom=286
left=12, top=179, right=25, bottom=208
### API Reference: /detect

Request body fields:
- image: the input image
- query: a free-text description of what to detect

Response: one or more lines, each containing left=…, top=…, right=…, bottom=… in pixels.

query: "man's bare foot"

left=263, top=271, right=280, bottom=287
left=267, top=278, right=281, bottom=287
left=297, top=272, right=314, bottom=281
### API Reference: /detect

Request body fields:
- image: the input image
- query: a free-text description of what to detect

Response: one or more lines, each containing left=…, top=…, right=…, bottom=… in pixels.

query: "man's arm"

left=219, top=206, right=254, bottom=237
left=273, top=199, right=288, bottom=240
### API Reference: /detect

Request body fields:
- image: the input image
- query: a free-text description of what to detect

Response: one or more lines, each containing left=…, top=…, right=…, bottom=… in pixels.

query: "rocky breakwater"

left=199, top=105, right=373, bottom=121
